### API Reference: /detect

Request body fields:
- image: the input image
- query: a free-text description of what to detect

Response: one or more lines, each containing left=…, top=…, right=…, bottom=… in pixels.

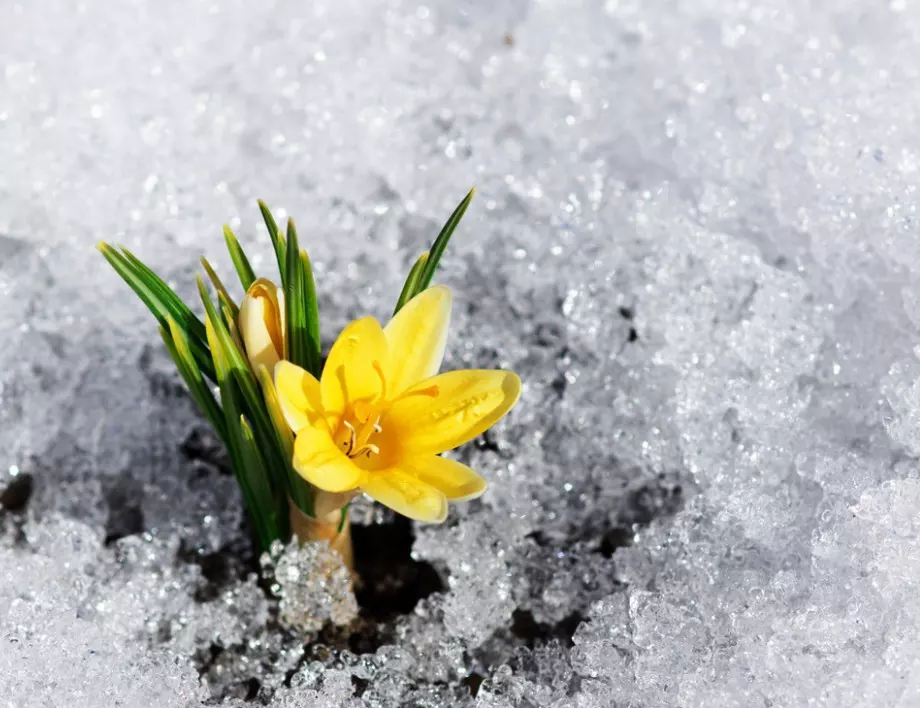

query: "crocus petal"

left=383, top=285, right=452, bottom=396
left=239, top=279, right=285, bottom=372
left=320, top=316, right=388, bottom=426
left=401, top=455, right=487, bottom=501
left=292, top=424, right=365, bottom=493
left=274, top=360, right=325, bottom=433
left=361, top=469, right=447, bottom=523
left=383, top=369, right=521, bottom=456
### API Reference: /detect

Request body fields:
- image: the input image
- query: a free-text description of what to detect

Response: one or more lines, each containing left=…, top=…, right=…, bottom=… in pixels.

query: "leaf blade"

left=238, top=414, right=287, bottom=550
left=199, top=277, right=295, bottom=520
left=223, top=225, right=257, bottom=291
left=258, top=200, right=287, bottom=286
left=206, top=309, right=288, bottom=548
left=283, top=219, right=320, bottom=377
left=393, top=251, right=429, bottom=315
left=201, top=256, right=239, bottom=321
left=160, top=318, right=227, bottom=443
left=300, top=249, right=322, bottom=378
left=257, top=365, right=314, bottom=516
left=416, top=187, right=475, bottom=291
left=117, top=246, right=209, bottom=343
left=98, top=242, right=215, bottom=381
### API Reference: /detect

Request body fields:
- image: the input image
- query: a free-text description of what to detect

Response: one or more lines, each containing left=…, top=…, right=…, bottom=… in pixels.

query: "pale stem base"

left=288, top=498, right=354, bottom=571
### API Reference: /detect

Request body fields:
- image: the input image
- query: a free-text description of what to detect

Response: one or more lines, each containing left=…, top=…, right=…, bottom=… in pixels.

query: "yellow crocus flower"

left=239, top=278, right=286, bottom=373
left=274, top=286, right=520, bottom=523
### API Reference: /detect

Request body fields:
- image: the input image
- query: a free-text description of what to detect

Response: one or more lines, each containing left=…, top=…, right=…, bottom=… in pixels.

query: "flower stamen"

left=342, top=420, right=358, bottom=454
left=353, top=442, right=380, bottom=459
left=340, top=412, right=382, bottom=460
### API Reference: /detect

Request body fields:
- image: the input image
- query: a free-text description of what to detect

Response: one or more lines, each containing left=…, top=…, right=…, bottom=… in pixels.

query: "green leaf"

left=283, top=220, right=321, bottom=377
left=160, top=318, right=227, bottom=443
left=239, top=415, right=287, bottom=550
left=205, top=310, right=288, bottom=548
left=257, top=365, right=313, bottom=516
left=98, top=242, right=215, bottom=382
left=223, top=384, right=283, bottom=549
left=219, top=295, right=246, bottom=359
left=199, top=278, right=294, bottom=518
left=201, top=256, right=239, bottom=321
left=197, top=275, right=253, bottom=384
left=223, top=225, right=256, bottom=291
left=258, top=200, right=287, bottom=286
left=300, top=249, right=322, bottom=378
left=116, top=247, right=209, bottom=344
left=202, top=308, right=232, bottom=381
left=99, top=243, right=168, bottom=322
left=283, top=220, right=306, bottom=368
left=256, top=366, right=293, bottom=459
left=393, top=251, right=429, bottom=315
left=416, top=187, right=475, bottom=291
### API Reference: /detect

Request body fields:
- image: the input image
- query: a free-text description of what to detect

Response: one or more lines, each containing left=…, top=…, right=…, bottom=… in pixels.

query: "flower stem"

left=288, top=498, right=354, bottom=571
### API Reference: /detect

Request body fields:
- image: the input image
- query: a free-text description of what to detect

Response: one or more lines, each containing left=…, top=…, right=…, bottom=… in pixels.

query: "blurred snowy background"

left=3, top=0, right=920, bottom=705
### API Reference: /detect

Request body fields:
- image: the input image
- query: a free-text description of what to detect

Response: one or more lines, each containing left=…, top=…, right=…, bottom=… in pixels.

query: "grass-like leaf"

left=300, top=249, right=322, bottom=378
left=205, top=312, right=287, bottom=548
left=284, top=220, right=321, bottom=378
left=117, top=247, right=209, bottom=342
left=284, top=220, right=307, bottom=370
left=239, top=415, right=287, bottom=551
left=258, top=200, right=287, bottom=286
left=393, top=251, right=429, bottom=315
left=197, top=276, right=252, bottom=383
left=160, top=317, right=227, bottom=443
left=203, top=308, right=231, bottom=380
left=98, top=243, right=216, bottom=381
left=222, top=225, right=256, bottom=291
left=257, top=365, right=314, bottom=516
left=256, top=366, right=294, bottom=460
left=416, top=187, right=475, bottom=291
left=201, top=256, right=239, bottom=321
left=198, top=277, right=294, bottom=511
left=219, top=296, right=246, bottom=356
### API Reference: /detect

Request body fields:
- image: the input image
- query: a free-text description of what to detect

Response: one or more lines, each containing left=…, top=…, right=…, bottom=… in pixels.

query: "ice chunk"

left=882, top=348, right=920, bottom=456
left=414, top=515, right=519, bottom=645
left=261, top=538, right=358, bottom=634
left=0, top=516, right=209, bottom=707
left=267, top=668, right=360, bottom=708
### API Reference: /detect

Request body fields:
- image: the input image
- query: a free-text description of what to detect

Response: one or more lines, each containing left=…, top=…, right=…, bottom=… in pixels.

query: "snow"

left=3, top=0, right=920, bottom=705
